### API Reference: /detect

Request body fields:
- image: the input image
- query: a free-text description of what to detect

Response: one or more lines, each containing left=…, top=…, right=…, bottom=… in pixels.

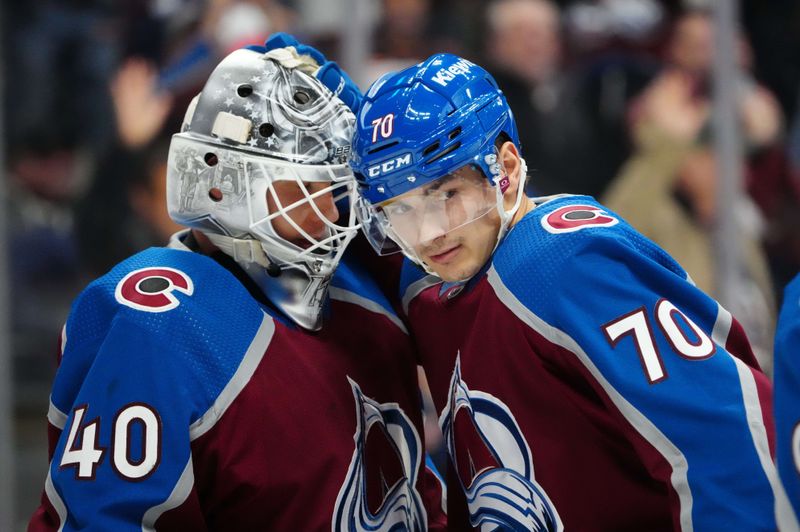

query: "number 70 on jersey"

left=602, top=299, right=716, bottom=384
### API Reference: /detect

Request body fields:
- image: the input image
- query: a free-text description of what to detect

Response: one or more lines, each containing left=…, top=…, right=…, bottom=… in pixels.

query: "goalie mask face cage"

left=166, top=48, right=359, bottom=278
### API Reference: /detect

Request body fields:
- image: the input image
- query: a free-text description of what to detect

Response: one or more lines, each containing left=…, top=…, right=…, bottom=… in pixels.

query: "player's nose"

left=417, top=210, right=449, bottom=245
left=312, top=189, right=339, bottom=225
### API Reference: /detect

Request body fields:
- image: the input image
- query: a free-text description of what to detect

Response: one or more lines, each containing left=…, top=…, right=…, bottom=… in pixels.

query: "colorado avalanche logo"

left=115, top=267, right=194, bottom=312
left=440, top=356, right=563, bottom=531
left=333, top=378, right=427, bottom=531
left=541, top=204, right=618, bottom=234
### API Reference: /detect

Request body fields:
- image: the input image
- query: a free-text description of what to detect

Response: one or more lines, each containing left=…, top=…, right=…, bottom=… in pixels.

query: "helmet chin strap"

left=204, top=232, right=332, bottom=331
left=493, top=157, right=528, bottom=254
left=205, top=233, right=274, bottom=269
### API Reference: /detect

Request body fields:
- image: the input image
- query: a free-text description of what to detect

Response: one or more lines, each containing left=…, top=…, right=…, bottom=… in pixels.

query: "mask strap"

left=205, top=233, right=273, bottom=268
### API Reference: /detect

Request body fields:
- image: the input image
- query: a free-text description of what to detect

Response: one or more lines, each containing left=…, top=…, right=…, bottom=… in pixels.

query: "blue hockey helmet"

left=350, top=54, right=524, bottom=267
left=351, top=53, right=520, bottom=205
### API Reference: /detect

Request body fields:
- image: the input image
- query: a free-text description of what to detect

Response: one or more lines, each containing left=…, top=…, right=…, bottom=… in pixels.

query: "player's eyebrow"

left=424, top=173, right=457, bottom=195
left=379, top=172, right=460, bottom=207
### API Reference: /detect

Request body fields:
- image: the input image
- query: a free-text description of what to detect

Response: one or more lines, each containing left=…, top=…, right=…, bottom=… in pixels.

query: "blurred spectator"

left=154, top=0, right=287, bottom=103
left=201, top=0, right=292, bottom=53
left=364, top=0, right=464, bottom=85
left=2, top=0, right=123, bottom=413
left=112, top=58, right=174, bottom=149
left=4, top=1, right=120, bottom=159
left=602, top=9, right=783, bottom=370
left=484, top=0, right=656, bottom=198
left=373, top=0, right=432, bottom=60
left=741, top=0, right=800, bottom=122
left=74, top=0, right=290, bottom=274
left=488, top=0, right=562, bottom=86
left=76, top=58, right=181, bottom=275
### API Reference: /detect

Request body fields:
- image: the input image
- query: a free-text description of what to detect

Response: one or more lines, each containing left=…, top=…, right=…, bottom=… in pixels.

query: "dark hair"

left=494, top=131, right=512, bottom=150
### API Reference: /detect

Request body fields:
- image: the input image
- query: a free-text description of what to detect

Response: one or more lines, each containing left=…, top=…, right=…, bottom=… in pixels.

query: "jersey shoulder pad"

left=53, top=247, right=272, bottom=421
left=398, top=258, right=440, bottom=316
left=330, top=254, right=407, bottom=331
left=494, top=195, right=688, bottom=314
left=776, top=273, right=800, bottom=353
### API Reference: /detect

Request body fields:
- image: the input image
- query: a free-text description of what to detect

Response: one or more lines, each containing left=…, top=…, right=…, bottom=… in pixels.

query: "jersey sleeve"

left=492, top=218, right=783, bottom=531
left=29, top=247, right=271, bottom=531
left=775, top=274, right=800, bottom=529
left=29, top=313, right=205, bottom=532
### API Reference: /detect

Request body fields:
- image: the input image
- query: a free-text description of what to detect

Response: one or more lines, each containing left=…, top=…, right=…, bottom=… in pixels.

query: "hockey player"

left=29, top=42, right=445, bottom=530
left=775, top=274, right=800, bottom=527
left=351, top=53, right=791, bottom=530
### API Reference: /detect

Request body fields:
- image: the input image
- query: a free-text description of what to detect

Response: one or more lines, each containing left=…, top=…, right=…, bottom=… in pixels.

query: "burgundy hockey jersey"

left=400, top=196, right=782, bottom=531
left=29, top=234, right=445, bottom=531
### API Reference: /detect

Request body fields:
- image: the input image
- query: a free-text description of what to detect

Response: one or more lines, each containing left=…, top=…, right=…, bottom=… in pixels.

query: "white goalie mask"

left=166, top=47, right=359, bottom=330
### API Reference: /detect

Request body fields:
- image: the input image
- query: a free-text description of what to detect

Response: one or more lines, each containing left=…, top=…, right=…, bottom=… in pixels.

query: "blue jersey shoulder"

left=398, top=258, right=441, bottom=317
left=53, top=246, right=269, bottom=422
left=775, top=274, right=800, bottom=369
left=490, top=197, right=779, bottom=530
left=776, top=273, right=800, bottom=352
left=494, top=195, right=689, bottom=314
left=331, top=252, right=407, bottom=331
left=775, top=273, right=800, bottom=525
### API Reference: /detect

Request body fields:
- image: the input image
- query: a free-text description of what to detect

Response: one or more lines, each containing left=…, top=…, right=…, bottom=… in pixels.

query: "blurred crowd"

left=4, top=0, right=800, bottom=455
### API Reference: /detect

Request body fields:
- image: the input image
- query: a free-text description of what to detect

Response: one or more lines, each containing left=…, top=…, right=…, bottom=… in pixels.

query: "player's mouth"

left=427, top=244, right=462, bottom=265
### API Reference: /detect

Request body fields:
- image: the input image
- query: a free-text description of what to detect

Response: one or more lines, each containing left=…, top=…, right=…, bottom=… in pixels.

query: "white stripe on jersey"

left=401, top=275, right=440, bottom=316
left=141, top=456, right=195, bottom=531
left=45, top=467, right=67, bottom=532
left=711, top=303, right=733, bottom=347
left=329, top=286, right=408, bottom=334
left=47, top=399, right=68, bottom=430
left=486, top=265, right=695, bottom=532
left=732, top=357, right=799, bottom=532
left=711, top=303, right=796, bottom=530
left=60, top=324, right=67, bottom=356
left=189, top=312, right=275, bottom=440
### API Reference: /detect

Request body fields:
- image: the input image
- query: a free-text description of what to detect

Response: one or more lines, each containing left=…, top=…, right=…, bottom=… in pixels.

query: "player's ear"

left=498, top=141, right=522, bottom=209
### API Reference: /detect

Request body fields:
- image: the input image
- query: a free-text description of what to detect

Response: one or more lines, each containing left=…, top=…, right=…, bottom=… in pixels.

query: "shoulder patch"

left=540, top=204, right=618, bottom=234
left=114, top=267, right=194, bottom=313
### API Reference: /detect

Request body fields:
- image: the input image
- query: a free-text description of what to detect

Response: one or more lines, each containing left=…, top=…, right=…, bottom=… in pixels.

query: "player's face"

left=267, top=180, right=339, bottom=248
left=383, top=166, right=500, bottom=282
left=381, top=141, right=523, bottom=282
left=416, top=201, right=501, bottom=282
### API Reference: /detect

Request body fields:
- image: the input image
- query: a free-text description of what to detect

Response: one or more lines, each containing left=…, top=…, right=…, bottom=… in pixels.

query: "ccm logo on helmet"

left=367, top=153, right=413, bottom=177
left=541, top=204, right=618, bottom=234
left=115, top=267, right=194, bottom=312
left=430, top=58, right=475, bottom=87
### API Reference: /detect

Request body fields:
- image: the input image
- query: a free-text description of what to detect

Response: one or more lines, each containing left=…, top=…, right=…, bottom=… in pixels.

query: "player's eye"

left=386, top=202, right=413, bottom=217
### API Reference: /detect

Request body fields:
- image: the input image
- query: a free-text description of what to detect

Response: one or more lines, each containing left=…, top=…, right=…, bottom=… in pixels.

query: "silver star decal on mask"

left=224, top=97, right=234, bottom=107
left=250, top=75, right=262, bottom=83
left=222, top=72, right=232, bottom=80
left=247, top=137, right=259, bottom=147
left=244, top=101, right=255, bottom=112
left=264, top=136, right=277, bottom=147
